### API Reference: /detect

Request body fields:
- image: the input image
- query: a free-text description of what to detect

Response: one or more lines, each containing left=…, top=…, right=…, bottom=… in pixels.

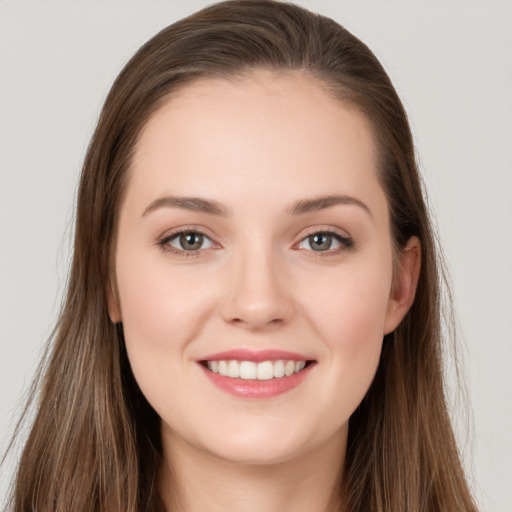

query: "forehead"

left=127, top=71, right=385, bottom=216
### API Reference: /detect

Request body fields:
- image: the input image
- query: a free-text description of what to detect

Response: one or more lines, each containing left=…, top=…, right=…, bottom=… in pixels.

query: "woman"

left=5, top=1, right=478, bottom=510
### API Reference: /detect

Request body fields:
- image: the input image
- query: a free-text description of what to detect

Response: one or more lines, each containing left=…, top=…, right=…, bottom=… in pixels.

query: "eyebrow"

left=142, top=194, right=371, bottom=218
left=142, top=196, right=229, bottom=217
left=288, top=195, right=372, bottom=217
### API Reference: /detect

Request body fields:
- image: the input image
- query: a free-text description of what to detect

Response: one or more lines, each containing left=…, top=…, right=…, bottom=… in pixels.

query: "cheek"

left=299, top=259, right=392, bottom=409
left=114, top=249, right=215, bottom=389
left=114, top=254, right=216, bottom=420
left=320, top=291, right=386, bottom=377
left=116, top=251, right=209, bottom=339
left=304, top=261, right=392, bottom=346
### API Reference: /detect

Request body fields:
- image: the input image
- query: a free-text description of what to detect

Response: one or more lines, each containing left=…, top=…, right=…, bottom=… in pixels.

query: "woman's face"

left=110, top=71, right=417, bottom=467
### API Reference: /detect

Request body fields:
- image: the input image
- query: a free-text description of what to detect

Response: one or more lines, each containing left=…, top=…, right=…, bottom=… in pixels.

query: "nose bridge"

left=221, top=238, right=293, bottom=329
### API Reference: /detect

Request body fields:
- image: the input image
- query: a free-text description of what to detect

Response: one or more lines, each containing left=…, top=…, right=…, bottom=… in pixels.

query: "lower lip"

left=199, top=363, right=315, bottom=398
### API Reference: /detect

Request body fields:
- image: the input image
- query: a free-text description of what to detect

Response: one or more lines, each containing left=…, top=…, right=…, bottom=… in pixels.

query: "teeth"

left=295, top=361, right=306, bottom=373
left=227, top=360, right=240, bottom=378
left=207, top=360, right=219, bottom=373
left=240, top=361, right=257, bottom=379
left=218, top=360, right=228, bottom=376
left=273, top=360, right=285, bottom=378
left=257, top=361, right=274, bottom=380
left=206, top=359, right=308, bottom=380
left=284, top=360, right=295, bottom=376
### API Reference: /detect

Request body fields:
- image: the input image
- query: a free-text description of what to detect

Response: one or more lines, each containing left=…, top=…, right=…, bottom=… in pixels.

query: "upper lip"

left=199, top=349, right=313, bottom=363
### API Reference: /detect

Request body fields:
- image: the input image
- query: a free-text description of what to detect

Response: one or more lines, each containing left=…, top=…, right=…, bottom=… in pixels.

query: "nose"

left=220, top=247, right=295, bottom=331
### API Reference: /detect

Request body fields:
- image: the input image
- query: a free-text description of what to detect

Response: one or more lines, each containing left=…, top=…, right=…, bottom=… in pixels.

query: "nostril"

left=227, top=315, right=287, bottom=330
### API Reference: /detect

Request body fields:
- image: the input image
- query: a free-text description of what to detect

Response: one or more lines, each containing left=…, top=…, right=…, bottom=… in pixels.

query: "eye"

left=297, top=231, right=353, bottom=252
left=165, top=231, right=214, bottom=252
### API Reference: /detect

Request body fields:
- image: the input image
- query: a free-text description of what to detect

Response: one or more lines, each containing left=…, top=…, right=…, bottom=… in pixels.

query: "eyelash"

left=157, top=228, right=355, bottom=257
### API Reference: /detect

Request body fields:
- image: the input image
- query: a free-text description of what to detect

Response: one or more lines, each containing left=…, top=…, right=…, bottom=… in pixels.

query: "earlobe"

left=106, top=278, right=122, bottom=323
left=384, top=236, right=421, bottom=334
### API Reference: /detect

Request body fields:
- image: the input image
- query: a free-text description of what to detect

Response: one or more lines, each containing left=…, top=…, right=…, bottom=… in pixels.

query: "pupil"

left=310, top=233, right=331, bottom=251
left=180, top=232, right=203, bottom=250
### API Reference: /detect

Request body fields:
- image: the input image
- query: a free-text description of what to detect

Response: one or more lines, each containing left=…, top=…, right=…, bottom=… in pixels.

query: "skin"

left=108, top=71, right=420, bottom=512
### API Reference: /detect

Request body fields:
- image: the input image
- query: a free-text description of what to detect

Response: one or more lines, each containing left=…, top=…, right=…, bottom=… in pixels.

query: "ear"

left=106, top=277, right=122, bottom=323
left=383, top=236, right=421, bottom=334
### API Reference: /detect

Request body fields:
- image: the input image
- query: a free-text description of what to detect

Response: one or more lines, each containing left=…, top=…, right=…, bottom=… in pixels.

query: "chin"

left=205, top=442, right=304, bottom=467
left=193, top=423, right=329, bottom=467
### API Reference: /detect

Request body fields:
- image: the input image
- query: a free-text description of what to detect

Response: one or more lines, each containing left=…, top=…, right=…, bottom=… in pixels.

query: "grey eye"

left=169, top=232, right=213, bottom=251
left=297, top=232, right=346, bottom=252
left=308, top=233, right=334, bottom=251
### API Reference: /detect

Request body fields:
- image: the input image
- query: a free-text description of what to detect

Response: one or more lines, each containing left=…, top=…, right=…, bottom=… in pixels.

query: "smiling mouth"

left=201, top=359, right=314, bottom=380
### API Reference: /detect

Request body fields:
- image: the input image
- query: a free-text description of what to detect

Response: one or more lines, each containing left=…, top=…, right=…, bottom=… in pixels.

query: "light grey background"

left=1, top=1, right=511, bottom=510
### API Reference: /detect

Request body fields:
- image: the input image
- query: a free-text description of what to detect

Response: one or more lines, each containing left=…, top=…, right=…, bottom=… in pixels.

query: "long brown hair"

left=5, top=1, right=477, bottom=510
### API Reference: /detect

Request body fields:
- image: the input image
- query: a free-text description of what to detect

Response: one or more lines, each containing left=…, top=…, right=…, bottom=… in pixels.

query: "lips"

left=198, top=349, right=316, bottom=398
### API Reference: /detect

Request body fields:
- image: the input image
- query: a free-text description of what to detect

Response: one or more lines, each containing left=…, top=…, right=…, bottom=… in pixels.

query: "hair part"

left=5, top=2, right=477, bottom=511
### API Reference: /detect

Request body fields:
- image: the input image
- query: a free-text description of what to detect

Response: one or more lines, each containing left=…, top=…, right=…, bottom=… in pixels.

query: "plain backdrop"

left=1, top=1, right=511, bottom=510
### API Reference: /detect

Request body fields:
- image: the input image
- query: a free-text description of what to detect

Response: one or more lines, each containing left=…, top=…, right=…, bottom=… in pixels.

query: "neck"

left=159, top=429, right=346, bottom=512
